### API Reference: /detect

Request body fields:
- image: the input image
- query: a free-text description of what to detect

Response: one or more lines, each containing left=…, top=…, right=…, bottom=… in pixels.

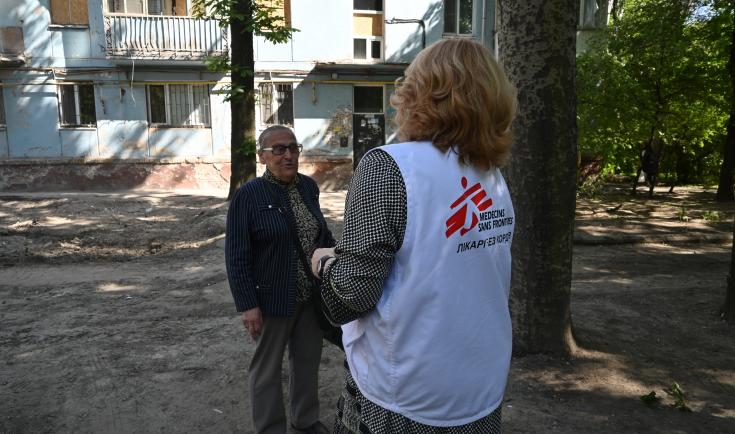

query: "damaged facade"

left=0, top=0, right=604, bottom=191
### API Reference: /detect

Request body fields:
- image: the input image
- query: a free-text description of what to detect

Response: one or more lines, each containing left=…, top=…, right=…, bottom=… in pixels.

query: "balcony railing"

left=104, top=14, right=228, bottom=59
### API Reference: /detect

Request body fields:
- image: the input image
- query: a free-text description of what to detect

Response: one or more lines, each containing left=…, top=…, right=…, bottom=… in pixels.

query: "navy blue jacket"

left=225, top=174, right=336, bottom=316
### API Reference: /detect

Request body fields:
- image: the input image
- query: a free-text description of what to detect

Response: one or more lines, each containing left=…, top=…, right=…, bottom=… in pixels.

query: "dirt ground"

left=1, top=184, right=733, bottom=433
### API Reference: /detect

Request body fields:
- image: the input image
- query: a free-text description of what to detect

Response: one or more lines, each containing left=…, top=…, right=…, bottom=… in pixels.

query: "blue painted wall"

left=1, top=1, right=224, bottom=161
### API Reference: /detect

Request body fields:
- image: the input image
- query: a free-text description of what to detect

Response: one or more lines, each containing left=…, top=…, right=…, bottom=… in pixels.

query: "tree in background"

left=577, top=0, right=730, bottom=186
left=498, top=0, right=579, bottom=355
left=719, top=0, right=735, bottom=322
left=716, top=0, right=735, bottom=201
left=194, top=0, right=295, bottom=200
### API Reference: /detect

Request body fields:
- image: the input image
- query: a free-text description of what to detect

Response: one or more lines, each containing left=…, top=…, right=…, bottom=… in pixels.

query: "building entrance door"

left=352, top=113, right=385, bottom=169
left=352, top=85, right=385, bottom=169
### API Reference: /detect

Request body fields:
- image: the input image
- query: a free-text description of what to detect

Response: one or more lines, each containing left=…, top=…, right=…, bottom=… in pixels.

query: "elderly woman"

left=311, top=39, right=517, bottom=433
left=226, top=125, right=334, bottom=434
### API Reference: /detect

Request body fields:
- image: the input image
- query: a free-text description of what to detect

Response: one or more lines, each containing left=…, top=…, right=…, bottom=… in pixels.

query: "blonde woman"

left=311, top=39, right=517, bottom=433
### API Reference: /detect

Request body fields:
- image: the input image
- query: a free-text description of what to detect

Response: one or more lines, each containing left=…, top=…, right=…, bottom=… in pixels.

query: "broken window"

left=443, top=0, right=473, bottom=35
left=146, top=84, right=211, bottom=127
left=50, top=0, right=89, bottom=25
left=259, top=83, right=293, bottom=126
left=58, top=84, right=97, bottom=127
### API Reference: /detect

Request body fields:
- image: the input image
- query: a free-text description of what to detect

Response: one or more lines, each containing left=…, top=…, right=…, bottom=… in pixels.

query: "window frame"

left=353, top=0, right=383, bottom=13
left=146, top=83, right=212, bottom=128
left=57, top=83, right=97, bottom=129
left=257, top=82, right=294, bottom=127
left=443, top=0, right=474, bottom=37
left=106, top=0, right=188, bottom=16
left=353, top=85, right=385, bottom=115
left=49, top=0, right=89, bottom=27
left=353, top=36, right=384, bottom=63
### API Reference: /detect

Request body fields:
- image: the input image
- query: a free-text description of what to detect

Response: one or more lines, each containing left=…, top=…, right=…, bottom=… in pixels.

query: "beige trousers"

left=249, top=301, right=324, bottom=434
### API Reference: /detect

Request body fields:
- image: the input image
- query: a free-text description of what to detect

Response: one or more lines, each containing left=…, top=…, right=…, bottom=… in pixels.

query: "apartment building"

left=0, top=0, right=605, bottom=190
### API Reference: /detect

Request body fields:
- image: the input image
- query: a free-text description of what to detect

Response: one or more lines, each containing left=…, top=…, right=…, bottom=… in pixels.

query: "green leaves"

left=196, top=0, right=297, bottom=103
left=577, top=0, right=732, bottom=182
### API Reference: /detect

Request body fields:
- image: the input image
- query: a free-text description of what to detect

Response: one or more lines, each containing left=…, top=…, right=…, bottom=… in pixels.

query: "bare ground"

left=0, top=185, right=733, bottom=433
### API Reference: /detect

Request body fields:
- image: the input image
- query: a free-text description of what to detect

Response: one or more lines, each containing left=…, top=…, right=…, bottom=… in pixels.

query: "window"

left=354, top=37, right=382, bottom=61
left=353, top=2, right=383, bottom=61
left=354, top=86, right=383, bottom=114
left=259, top=83, right=293, bottom=126
left=146, top=84, right=211, bottom=126
left=50, top=0, right=89, bottom=25
left=354, top=0, right=382, bottom=12
left=256, top=0, right=292, bottom=27
left=444, top=0, right=473, bottom=35
left=0, top=85, right=5, bottom=126
left=58, top=84, right=96, bottom=127
left=107, top=0, right=188, bottom=16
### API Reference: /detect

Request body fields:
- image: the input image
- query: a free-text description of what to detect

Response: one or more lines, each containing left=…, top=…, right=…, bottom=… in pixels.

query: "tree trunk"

left=497, top=0, right=579, bottom=355
left=716, top=10, right=735, bottom=202
left=228, top=0, right=257, bottom=200
left=725, top=228, right=735, bottom=323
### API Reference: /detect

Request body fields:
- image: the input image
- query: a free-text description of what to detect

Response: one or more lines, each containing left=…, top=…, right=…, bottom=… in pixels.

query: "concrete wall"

left=295, top=82, right=353, bottom=157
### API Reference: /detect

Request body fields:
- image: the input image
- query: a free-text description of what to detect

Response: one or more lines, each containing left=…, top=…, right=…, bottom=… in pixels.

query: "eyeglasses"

left=260, top=143, right=303, bottom=155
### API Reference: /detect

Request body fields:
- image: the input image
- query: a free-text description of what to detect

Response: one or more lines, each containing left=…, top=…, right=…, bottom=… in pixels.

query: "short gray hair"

left=257, top=125, right=295, bottom=150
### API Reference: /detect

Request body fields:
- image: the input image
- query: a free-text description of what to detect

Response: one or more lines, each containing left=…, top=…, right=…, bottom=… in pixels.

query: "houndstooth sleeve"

left=320, top=149, right=407, bottom=324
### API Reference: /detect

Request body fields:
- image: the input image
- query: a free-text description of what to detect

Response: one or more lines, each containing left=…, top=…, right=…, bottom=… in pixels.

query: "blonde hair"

left=390, top=38, right=517, bottom=169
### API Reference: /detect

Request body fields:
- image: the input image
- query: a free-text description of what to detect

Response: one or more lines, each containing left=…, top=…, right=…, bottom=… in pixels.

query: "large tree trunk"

left=725, top=227, right=735, bottom=323
left=716, top=10, right=735, bottom=202
left=725, top=10, right=735, bottom=323
left=228, top=0, right=257, bottom=200
left=497, top=0, right=579, bottom=355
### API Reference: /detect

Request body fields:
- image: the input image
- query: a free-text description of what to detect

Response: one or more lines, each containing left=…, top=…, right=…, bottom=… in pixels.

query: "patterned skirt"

left=333, top=362, right=503, bottom=434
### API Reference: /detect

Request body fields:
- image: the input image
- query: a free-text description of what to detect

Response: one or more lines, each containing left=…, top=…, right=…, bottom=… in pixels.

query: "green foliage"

left=666, top=381, right=693, bottom=412
left=193, top=0, right=298, bottom=102
left=237, top=136, right=258, bottom=158
left=577, top=0, right=733, bottom=183
left=577, top=173, right=606, bottom=198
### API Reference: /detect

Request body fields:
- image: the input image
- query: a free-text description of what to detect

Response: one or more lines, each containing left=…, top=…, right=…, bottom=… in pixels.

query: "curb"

left=573, top=232, right=733, bottom=246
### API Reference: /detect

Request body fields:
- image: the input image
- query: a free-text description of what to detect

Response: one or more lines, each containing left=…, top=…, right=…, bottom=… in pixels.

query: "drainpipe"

left=384, top=18, right=426, bottom=50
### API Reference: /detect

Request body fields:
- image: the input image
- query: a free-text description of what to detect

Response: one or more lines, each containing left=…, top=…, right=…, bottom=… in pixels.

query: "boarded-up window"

left=353, top=13, right=383, bottom=36
left=50, top=0, right=89, bottom=25
left=258, top=83, right=293, bottom=126
left=58, top=84, right=97, bottom=127
left=147, top=84, right=211, bottom=126
left=256, top=0, right=291, bottom=27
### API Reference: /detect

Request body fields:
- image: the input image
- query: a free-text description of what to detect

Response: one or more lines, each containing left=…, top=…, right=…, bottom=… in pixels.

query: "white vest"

left=342, top=141, right=515, bottom=426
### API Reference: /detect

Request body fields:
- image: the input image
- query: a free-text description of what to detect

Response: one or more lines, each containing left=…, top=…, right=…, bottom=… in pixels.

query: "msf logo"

left=445, top=177, right=493, bottom=238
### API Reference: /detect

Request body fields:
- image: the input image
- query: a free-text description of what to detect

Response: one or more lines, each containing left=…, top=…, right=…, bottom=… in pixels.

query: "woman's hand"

left=311, top=247, right=336, bottom=278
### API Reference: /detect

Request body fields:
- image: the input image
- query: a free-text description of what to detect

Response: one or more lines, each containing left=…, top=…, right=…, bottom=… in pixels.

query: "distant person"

left=632, top=140, right=660, bottom=197
left=225, top=125, right=334, bottom=434
left=310, top=38, right=517, bottom=433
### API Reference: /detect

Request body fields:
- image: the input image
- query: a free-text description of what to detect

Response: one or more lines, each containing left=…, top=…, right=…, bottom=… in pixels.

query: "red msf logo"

left=445, top=177, right=493, bottom=238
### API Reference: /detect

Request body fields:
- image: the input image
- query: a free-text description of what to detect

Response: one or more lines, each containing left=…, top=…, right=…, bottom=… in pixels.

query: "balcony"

left=103, top=14, right=228, bottom=59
